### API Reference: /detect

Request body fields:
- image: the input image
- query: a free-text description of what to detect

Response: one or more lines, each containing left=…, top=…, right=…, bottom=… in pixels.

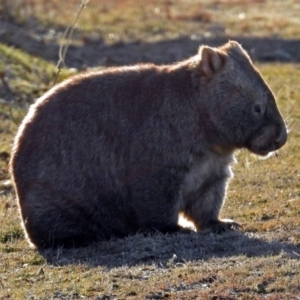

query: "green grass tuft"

left=0, top=227, right=24, bottom=244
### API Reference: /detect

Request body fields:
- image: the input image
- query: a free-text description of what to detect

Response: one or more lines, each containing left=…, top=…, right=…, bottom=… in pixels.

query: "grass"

left=0, top=0, right=300, bottom=299
left=1, top=0, right=300, bottom=42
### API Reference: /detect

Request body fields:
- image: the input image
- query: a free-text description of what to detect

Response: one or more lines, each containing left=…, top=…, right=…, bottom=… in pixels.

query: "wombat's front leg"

left=182, top=178, right=241, bottom=233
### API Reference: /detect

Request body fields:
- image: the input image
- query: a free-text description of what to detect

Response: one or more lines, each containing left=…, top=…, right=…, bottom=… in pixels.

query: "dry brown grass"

left=0, top=0, right=299, bottom=299
left=1, top=0, right=300, bottom=41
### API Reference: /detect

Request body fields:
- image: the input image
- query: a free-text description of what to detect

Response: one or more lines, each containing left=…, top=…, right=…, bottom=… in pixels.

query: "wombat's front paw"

left=209, top=219, right=242, bottom=234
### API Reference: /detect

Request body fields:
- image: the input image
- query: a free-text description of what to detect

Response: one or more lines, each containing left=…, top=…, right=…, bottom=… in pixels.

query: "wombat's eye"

left=254, top=105, right=261, bottom=114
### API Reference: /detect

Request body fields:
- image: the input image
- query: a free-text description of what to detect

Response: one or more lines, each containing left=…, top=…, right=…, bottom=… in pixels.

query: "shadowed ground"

left=1, top=19, right=300, bottom=70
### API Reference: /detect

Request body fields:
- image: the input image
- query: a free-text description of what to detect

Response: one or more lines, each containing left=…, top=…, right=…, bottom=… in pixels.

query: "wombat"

left=10, top=41, right=287, bottom=249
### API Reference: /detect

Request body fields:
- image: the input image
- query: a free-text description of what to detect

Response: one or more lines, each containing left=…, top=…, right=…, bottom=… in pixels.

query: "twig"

left=0, top=72, right=19, bottom=126
left=0, top=72, right=14, bottom=98
left=9, top=106, right=19, bottom=126
left=53, top=0, right=89, bottom=86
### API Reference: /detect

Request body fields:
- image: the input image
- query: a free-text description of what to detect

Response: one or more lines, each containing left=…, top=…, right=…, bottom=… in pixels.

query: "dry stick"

left=0, top=73, right=19, bottom=126
left=8, top=106, right=19, bottom=126
left=5, top=1, right=89, bottom=126
left=52, top=0, right=89, bottom=86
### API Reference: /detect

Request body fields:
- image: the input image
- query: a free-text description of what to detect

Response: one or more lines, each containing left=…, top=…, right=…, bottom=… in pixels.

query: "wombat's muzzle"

left=274, top=126, right=288, bottom=150
left=248, top=123, right=287, bottom=156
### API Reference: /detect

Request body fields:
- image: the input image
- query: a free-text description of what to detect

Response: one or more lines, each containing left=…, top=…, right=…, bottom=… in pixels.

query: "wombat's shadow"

left=40, top=230, right=300, bottom=268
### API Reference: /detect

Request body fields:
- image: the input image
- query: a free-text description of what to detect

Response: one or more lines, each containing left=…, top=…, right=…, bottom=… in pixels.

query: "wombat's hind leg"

left=19, top=187, right=100, bottom=249
left=159, top=224, right=194, bottom=235
left=25, top=223, right=97, bottom=249
left=208, top=219, right=242, bottom=234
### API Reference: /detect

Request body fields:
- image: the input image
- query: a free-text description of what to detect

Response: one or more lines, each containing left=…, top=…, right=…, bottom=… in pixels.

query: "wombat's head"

left=199, top=41, right=287, bottom=156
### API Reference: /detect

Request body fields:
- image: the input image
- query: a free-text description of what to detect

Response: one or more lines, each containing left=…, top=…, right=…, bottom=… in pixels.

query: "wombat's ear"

left=199, top=46, right=226, bottom=78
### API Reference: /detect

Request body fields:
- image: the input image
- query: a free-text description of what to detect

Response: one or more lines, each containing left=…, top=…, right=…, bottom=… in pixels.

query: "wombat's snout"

left=274, top=126, right=287, bottom=150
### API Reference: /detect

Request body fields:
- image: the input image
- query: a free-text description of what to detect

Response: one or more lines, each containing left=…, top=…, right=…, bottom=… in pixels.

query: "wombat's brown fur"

left=10, top=41, right=287, bottom=249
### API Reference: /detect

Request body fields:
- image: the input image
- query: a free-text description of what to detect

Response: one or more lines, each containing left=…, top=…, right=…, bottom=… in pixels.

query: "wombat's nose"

left=274, top=128, right=287, bottom=149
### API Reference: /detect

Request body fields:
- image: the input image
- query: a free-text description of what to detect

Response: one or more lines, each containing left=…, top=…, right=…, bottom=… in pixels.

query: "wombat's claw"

left=229, top=221, right=243, bottom=230
left=210, top=220, right=243, bottom=234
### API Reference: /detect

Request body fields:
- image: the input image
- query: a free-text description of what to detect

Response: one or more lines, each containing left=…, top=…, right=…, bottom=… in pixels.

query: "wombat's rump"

left=10, top=41, right=287, bottom=248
